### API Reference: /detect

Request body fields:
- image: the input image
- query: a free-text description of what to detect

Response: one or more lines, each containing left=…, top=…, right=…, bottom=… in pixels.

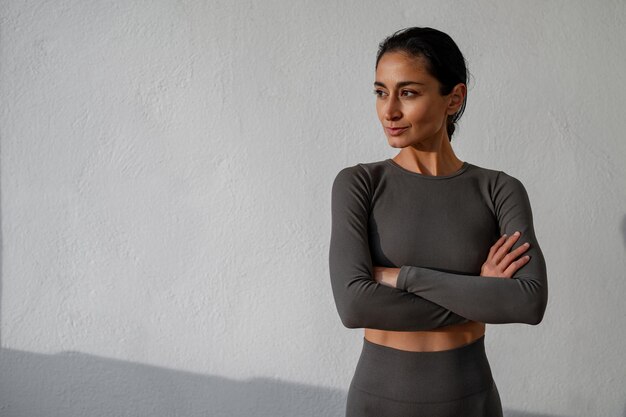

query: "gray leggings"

left=346, top=335, right=503, bottom=417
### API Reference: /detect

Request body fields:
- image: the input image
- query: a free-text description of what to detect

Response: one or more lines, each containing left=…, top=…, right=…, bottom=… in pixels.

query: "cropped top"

left=328, top=158, right=547, bottom=330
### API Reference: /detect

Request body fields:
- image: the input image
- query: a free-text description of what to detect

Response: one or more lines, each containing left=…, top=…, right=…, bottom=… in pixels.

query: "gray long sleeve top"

left=328, top=158, right=547, bottom=330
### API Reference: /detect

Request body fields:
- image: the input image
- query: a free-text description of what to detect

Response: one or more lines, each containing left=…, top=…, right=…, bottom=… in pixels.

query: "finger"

left=493, top=231, right=522, bottom=264
left=503, top=255, right=530, bottom=277
left=489, top=234, right=508, bottom=258
left=500, top=242, right=530, bottom=268
left=509, top=241, right=530, bottom=258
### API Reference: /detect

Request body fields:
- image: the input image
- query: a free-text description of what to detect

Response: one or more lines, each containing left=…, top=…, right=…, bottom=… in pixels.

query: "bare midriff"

left=364, top=320, right=485, bottom=352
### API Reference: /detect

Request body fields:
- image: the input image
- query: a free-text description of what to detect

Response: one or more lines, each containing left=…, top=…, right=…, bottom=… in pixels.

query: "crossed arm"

left=329, top=166, right=548, bottom=329
left=374, top=173, right=548, bottom=325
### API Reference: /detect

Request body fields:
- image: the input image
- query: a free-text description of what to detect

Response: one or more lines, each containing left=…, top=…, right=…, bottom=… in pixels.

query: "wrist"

left=396, top=265, right=414, bottom=290
left=373, top=266, right=400, bottom=288
left=383, top=267, right=400, bottom=288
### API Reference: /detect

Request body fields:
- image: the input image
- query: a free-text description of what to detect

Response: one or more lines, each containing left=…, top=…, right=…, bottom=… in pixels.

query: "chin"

left=386, top=137, right=407, bottom=148
left=387, top=137, right=419, bottom=149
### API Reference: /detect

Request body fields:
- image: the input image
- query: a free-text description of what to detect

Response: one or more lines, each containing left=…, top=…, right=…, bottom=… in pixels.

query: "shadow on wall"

left=0, top=347, right=345, bottom=416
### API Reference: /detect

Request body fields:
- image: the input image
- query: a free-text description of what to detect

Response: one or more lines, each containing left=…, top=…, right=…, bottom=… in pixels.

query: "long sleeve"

left=329, top=165, right=469, bottom=330
left=396, top=171, right=548, bottom=325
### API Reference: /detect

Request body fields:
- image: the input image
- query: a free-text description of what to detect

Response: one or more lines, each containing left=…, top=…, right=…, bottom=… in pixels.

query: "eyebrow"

left=374, top=81, right=425, bottom=88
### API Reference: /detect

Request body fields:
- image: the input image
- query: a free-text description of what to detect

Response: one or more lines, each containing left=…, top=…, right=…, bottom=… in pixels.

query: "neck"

left=393, top=134, right=463, bottom=176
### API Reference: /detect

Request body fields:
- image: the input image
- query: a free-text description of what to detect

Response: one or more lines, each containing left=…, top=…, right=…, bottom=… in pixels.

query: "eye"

left=401, top=89, right=420, bottom=97
left=373, top=89, right=387, bottom=98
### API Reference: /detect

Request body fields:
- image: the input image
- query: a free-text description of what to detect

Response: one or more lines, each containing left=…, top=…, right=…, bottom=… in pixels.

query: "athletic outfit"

left=328, top=158, right=547, bottom=416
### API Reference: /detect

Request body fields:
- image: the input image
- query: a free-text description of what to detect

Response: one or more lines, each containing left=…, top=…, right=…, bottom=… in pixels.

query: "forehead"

left=375, top=51, right=434, bottom=83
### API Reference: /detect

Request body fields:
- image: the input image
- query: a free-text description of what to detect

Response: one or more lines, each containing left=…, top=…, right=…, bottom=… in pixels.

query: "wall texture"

left=1, top=1, right=625, bottom=416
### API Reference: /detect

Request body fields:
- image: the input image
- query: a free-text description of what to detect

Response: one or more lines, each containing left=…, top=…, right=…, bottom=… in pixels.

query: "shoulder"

left=332, top=163, right=367, bottom=190
left=495, top=169, right=529, bottom=196
left=465, top=162, right=527, bottom=192
left=331, top=159, right=391, bottom=204
left=485, top=168, right=535, bottom=216
left=332, top=159, right=388, bottom=189
left=331, top=163, right=369, bottom=200
left=464, top=161, right=501, bottom=181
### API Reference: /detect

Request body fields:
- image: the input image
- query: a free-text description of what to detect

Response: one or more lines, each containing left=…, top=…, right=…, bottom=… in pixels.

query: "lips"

left=385, top=126, right=409, bottom=136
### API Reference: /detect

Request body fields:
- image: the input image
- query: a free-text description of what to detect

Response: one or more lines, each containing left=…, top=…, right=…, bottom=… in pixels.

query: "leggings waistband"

left=351, top=334, right=494, bottom=403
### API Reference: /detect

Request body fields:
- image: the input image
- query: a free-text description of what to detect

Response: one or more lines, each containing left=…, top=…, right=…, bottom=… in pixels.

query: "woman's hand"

left=373, top=266, right=400, bottom=288
left=480, top=231, right=531, bottom=278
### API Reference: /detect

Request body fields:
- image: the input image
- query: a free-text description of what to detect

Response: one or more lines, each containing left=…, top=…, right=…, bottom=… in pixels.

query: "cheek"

left=405, top=105, right=430, bottom=122
left=408, top=101, right=443, bottom=123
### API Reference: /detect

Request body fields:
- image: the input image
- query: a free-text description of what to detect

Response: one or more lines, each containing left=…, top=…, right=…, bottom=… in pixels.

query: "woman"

left=328, top=27, right=548, bottom=416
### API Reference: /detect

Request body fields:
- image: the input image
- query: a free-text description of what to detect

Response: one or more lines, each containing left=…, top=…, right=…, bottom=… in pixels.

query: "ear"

left=446, top=83, right=466, bottom=115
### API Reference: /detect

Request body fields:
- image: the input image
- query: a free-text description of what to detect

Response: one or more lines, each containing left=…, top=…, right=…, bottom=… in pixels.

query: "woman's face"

left=374, top=51, right=455, bottom=149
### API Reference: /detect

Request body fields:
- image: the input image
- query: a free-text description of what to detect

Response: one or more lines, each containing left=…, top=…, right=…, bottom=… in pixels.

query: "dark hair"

left=375, top=27, right=469, bottom=141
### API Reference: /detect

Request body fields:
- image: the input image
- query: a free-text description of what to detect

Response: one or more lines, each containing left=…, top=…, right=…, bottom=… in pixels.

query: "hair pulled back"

left=375, top=27, right=469, bottom=141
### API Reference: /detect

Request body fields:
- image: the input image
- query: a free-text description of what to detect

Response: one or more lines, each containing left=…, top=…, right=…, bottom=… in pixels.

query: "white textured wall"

left=1, top=1, right=625, bottom=416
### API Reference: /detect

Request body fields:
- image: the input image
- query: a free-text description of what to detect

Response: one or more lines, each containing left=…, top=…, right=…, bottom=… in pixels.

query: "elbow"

left=522, top=297, right=547, bottom=325
left=336, top=298, right=366, bottom=329
left=525, top=311, right=544, bottom=326
left=513, top=278, right=547, bottom=325
left=331, top=278, right=370, bottom=329
left=339, top=315, right=361, bottom=329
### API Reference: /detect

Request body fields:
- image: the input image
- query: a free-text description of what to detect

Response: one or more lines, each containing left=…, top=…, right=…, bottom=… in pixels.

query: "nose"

left=383, top=94, right=402, bottom=121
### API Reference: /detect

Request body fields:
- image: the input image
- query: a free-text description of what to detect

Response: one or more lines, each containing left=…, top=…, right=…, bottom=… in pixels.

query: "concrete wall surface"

left=1, top=1, right=625, bottom=416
